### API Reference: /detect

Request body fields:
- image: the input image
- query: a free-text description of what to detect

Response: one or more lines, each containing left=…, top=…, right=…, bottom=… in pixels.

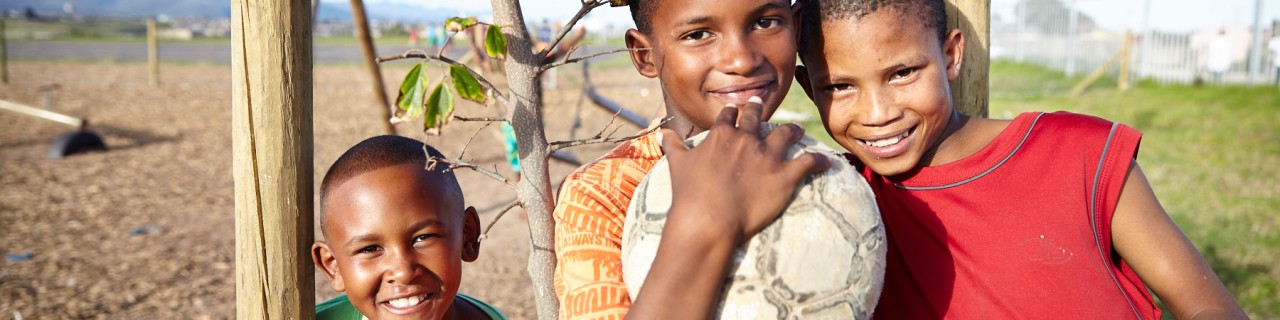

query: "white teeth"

left=388, top=295, right=425, bottom=308
left=863, top=131, right=910, bottom=148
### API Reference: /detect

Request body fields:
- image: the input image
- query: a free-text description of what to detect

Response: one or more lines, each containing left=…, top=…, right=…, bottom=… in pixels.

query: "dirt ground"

left=0, top=61, right=663, bottom=318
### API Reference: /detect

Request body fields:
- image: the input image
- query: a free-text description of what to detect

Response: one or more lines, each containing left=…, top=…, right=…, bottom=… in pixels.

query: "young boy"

left=551, top=0, right=809, bottom=318
left=311, top=135, right=508, bottom=320
left=786, top=0, right=1248, bottom=318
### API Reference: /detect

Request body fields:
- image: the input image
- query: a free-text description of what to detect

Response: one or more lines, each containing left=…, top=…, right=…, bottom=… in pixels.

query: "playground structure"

left=0, top=86, right=106, bottom=159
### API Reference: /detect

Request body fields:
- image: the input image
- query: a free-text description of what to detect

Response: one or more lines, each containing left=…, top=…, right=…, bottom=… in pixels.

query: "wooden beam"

left=232, top=0, right=315, bottom=318
left=349, top=0, right=397, bottom=135
left=946, top=0, right=990, bottom=118
left=1, top=18, right=8, bottom=84
left=147, top=19, right=158, bottom=87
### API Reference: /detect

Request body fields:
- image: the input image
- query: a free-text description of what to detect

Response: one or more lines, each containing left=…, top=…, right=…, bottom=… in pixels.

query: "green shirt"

left=316, top=293, right=508, bottom=320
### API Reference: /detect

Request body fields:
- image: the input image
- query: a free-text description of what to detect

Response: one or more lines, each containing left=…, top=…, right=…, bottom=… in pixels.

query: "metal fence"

left=991, top=0, right=1280, bottom=86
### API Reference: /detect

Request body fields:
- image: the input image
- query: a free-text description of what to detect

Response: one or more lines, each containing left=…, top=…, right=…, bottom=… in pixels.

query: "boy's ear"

left=461, top=206, right=481, bottom=262
left=625, top=29, right=658, bottom=78
left=795, top=65, right=816, bottom=101
left=943, top=29, right=965, bottom=81
left=311, top=241, right=346, bottom=292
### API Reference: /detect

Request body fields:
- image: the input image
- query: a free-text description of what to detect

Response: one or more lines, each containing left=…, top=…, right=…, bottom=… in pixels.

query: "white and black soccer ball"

left=621, top=124, right=887, bottom=319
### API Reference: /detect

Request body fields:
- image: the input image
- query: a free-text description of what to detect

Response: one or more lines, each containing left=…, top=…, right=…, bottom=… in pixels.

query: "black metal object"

left=47, top=130, right=106, bottom=159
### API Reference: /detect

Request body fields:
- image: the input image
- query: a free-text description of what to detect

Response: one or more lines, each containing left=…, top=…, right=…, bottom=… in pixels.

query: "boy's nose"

left=384, top=252, right=422, bottom=284
left=716, top=34, right=762, bottom=76
left=858, top=89, right=903, bottom=126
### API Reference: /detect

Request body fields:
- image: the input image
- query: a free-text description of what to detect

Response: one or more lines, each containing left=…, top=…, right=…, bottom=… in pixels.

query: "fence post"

left=1014, top=1, right=1024, bottom=62
left=231, top=0, right=315, bottom=318
left=1064, top=0, right=1078, bottom=77
left=1248, top=0, right=1264, bottom=85
left=348, top=0, right=396, bottom=135
left=945, top=0, right=990, bottom=118
left=1, top=18, right=8, bottom=84
left=1118, top=30, right=1132, bottom=91
left=147, top=19, right=158, bottom=87
left=1138, top=0, right=1152, bottom=80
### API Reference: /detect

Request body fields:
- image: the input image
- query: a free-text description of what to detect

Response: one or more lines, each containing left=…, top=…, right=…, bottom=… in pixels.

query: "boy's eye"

left=413, top=234, right=440, bottom=243
left=828, top=84, right=855, bottom=93
left=892, top=67, right=919, bottom=80
left=355, top=245, right=381, bottom=254
left=753, top=17, right=782, bottom=30
left=680, top=30, right=712, bottom=42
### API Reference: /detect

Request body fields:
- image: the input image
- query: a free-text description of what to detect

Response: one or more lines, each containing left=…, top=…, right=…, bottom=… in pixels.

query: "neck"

left=918, top=110, right=969, bottom=167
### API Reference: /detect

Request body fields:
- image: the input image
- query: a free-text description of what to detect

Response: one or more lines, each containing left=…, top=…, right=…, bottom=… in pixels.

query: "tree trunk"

left=231, top=0, right=315, bottom=318
left=490, top=1, right=559, bottom=319
left=945, top=0, right=990, bottom=117
left=349, top=0, right=397, bottom=135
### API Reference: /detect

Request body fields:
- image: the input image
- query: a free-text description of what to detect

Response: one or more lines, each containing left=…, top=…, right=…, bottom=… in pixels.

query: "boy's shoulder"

left=561, top=130, right=664, bottom=192
left=315, top=294, right=508, bottom=320
left=315, top=295, right=363, bottom=320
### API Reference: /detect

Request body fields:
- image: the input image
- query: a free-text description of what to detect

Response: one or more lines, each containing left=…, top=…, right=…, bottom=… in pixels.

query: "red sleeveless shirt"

left=860, top=112, right=1160, bottom=319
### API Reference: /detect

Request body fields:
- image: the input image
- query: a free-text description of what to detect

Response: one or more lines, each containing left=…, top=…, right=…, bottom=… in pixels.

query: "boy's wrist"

left=665, top=201, right=744, bottom=245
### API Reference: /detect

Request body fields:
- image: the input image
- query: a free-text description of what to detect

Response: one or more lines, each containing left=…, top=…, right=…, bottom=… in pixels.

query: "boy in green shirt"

left=311, top=135, right=507, bottom=320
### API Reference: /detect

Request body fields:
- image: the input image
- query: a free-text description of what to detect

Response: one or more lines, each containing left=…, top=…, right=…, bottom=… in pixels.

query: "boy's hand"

left=658, top=96, right=832, bottom=243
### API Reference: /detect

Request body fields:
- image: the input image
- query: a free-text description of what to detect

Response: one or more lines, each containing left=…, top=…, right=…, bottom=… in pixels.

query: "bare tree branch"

left=458, top=122, right=495, bottom=161
left=538, top=0, right=608, bottom=61
left=549, top=117, right=672, bottom=152
left=540, top=48, right=644, bottom=72
left=454, top=115, right=509, bottom=122
left=478, top=200, right=524, bottom=242
left=438, top=30, right=459, bottom=57
left=378, top=49, right=509, bottom=103
left=426, top=154, right=517, bottom=189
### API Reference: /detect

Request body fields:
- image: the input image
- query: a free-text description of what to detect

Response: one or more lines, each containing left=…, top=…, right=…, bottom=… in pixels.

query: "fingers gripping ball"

left=622, top=123, right=887, bottom=319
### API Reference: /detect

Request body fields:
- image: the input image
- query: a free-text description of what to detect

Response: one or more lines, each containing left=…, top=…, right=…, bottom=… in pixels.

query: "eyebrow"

left=676, top=1, right=786, bottom=27
left=341, top=219, right=445, bottom=248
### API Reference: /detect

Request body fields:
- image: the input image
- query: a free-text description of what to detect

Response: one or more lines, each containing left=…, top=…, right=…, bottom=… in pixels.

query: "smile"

left=857, top=126, right=916, bottom=159
left=709, top=80, right=774, bottom=103
left=861, top=129, right=911, bottom=148
left=386, top=293, right=430, bottom=309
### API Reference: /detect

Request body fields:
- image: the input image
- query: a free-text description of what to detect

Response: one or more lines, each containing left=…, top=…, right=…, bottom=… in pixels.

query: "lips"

left=380, top=292, right=436, bottom=315
left=857, top=126, right=915, bottom=159
left=708, top=80, right=774, bottom=104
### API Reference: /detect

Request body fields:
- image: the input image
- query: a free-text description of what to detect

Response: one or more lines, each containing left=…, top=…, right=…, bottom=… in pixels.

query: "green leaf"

left=445, top=17, right=478, bottom=33
left=485, top=25, right=507, bottom=59
left=449, top=65, right=486, bottom=104
left=423, top=83, right=455, bottom=134
left=395, top=62, right=428, bottom=116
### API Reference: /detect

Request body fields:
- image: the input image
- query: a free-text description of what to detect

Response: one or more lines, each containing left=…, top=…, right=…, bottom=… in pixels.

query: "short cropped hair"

left=628, top=0, right=659, bottom=34
left=319, top=135, right=463, bottom=234
left=797, top=0, right=948, bottom=54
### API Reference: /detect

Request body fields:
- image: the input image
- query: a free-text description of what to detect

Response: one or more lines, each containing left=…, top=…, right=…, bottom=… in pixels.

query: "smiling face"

left=797, top=9, right=964, bottom=177
left=626, top=0, right=797, bottom=136
left=313, top=164, right=479, bottom=320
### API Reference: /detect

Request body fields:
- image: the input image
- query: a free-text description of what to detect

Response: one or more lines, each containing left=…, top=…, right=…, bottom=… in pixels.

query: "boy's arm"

left=1112, top=161, right=1248, bottom=319
left=626, top=100, right=831, bottom=319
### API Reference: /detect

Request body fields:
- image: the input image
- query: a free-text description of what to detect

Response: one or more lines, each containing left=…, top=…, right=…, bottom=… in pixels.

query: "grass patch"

left=990, top=60, right=1280, bottom=318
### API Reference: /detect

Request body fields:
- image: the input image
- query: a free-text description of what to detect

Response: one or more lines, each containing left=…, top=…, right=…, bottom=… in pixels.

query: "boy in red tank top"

left=782, top=0, right=1247, bottom=318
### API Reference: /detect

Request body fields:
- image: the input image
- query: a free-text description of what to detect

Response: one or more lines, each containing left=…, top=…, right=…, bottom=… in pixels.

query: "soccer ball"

left=621, top=124, right=887, bottom=319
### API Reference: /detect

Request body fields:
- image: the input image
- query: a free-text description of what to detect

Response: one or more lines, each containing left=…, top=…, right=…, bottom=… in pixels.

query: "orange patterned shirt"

left=553, top=131, right=662, bottom=320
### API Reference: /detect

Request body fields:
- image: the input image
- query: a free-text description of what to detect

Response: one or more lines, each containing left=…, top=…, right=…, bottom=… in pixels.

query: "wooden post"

left=945, top=0, right=990, bottom=117
left=147, top=19, right=158, bottom=87
left=1118, top=29, right=1132, bottom=91
left=349, top=0, right=396, bottom=135
left=2, top=18, right=8, bottom=84
left=231, top=0, right=315, bottom=318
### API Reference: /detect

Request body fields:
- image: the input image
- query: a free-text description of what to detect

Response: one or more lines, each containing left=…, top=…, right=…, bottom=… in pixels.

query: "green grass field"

left=781, top=61, right=1279, bottom=318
